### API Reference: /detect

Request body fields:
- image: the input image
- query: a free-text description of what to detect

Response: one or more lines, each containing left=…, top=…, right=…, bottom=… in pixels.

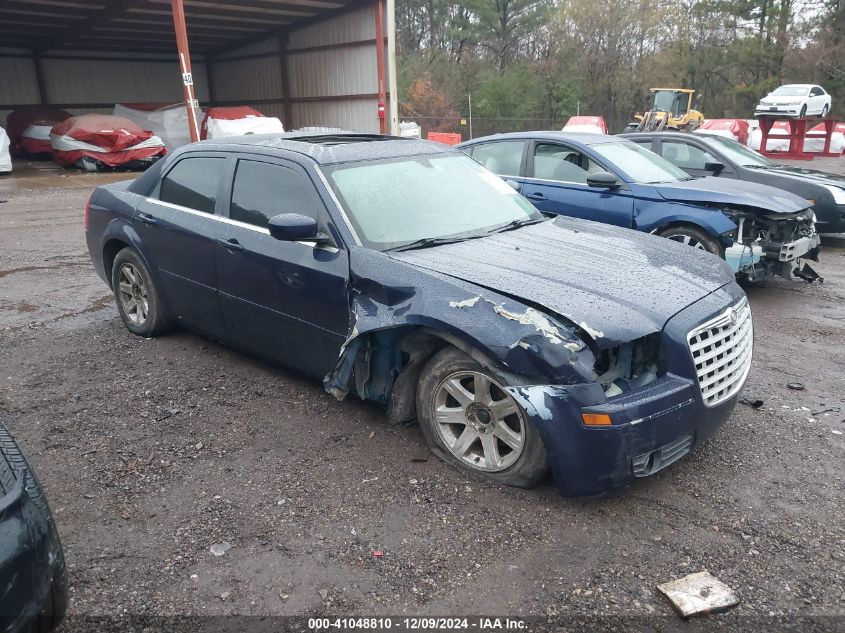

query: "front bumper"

left=509, top=282, right=747, bottom=497
left=755, top=105, right=803, bottom=117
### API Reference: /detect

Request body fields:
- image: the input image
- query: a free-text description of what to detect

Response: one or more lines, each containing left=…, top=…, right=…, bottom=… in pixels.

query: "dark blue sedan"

left=86, top=133, right=751, bottom=497
left=458, top=132, right=821, bottom=282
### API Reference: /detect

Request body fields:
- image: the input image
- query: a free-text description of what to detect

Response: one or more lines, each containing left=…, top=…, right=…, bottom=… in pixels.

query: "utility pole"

left=468, top=93, right=473, bottom=139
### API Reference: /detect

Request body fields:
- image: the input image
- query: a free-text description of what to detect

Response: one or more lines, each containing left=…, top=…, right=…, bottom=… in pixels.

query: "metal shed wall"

left=0, top=50, right=208, bottom=124
left=207, top=4, right=390, bottom=133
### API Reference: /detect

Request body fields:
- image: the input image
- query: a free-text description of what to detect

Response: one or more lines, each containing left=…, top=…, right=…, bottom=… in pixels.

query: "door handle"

left=526, top=192, right=548, bottom=201
left=137, top=212, right=158, bottom=225
left=218, top=238, right=244, bottom=252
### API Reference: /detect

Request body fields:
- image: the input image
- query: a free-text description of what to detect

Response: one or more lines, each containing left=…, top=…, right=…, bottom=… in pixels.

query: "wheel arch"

left=333, top=323, right=535, bottom=427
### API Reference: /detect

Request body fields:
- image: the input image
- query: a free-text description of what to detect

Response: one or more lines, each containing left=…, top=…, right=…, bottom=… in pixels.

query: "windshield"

left=699, top=135, right=774, bottom=168
left=323, top=154, right=542, bottom=251
left=652, top=91, right=687, bottom=116
left=771, top=86, right=808, bottom=97
left=590, top=141, right=691, bottom=184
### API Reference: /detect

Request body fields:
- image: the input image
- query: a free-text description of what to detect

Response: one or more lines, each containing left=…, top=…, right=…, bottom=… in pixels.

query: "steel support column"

left=171, top=0, right=200, bottom=142
left=374, top=0, right=386, bottom=134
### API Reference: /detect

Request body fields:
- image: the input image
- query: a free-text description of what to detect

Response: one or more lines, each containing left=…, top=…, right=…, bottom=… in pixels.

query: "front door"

left=213, top=156, right=349, bottom=379
left=521, top=142, right=635, bottom=227
left=135, top=154, right=227, bottom=340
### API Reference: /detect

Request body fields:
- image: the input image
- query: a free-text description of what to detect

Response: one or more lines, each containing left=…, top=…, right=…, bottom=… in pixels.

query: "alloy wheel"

left=433, top=371, right=526, bottom=472
left=668, top=234, right=707, bottom=250
left=117, top=263, right=149, bottom=325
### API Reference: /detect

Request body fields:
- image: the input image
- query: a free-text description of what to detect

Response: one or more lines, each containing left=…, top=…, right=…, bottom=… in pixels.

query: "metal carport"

left=0, top=0, right=398, bottom=138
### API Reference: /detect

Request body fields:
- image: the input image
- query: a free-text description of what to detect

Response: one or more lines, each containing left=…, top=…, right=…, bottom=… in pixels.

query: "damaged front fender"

left=323, top=248, right=596, bottom=407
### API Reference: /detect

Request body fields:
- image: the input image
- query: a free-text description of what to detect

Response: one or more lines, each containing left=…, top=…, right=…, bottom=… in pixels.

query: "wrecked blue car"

left=458, top=132, right=821, bottom=282
left=84, top=133, right=752, bottom=496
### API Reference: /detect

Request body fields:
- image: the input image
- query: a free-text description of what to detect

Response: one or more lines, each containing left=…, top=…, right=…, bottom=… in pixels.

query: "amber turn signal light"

left=581, top=413, right=612, bottom=426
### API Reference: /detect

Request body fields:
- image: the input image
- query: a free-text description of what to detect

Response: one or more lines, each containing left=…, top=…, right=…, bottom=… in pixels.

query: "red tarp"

left=200, top=106, right=264, bottom=140
left=6, top=108, right=72, bottom=155
left=697, top=119, right=750, bottom=145
left=50, top=114, right=166, bottom=167
left=563, top=116, right=609, bottom=134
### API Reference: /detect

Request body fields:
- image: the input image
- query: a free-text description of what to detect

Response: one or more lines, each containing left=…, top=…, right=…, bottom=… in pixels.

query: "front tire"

left=799, top=104, right=807, bottom=117
left=111, top=247, right=171, bottom=337
left=416, top=347, right=548, bottom=488
left=658, top=225, right=723, bottom=257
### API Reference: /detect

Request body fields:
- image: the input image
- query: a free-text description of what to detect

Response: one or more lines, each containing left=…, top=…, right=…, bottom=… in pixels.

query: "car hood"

left=756, top=164, right=845, bottom=188
left=389, top=216, right=733, bottom=349
left=759, top=95, right=806, bottom=105
left=652, top=176, right=809, bottom=213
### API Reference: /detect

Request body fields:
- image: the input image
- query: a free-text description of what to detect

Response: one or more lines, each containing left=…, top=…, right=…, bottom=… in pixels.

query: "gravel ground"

left=0, top=159, right=843, bottom=630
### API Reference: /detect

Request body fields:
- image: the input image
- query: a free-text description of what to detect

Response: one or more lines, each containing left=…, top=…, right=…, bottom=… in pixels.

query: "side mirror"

left=268, top=213, right=324, bottom=242
left=704, top=161, right=725, bottom=174
left=586, top=171, right=621, bottom=189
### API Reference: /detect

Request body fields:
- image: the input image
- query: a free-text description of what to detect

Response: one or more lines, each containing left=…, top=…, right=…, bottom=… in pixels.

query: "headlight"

left=822, top=184, right=845, bottom=205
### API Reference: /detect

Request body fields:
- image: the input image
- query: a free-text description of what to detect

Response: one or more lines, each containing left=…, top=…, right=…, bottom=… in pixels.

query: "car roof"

left=619, top=131, right=709, bottom=140
left=177, top=132, right=451, bottom=165
left=460, top=131, right=617, bottom=147
left=777, top=84, right=814, bottom=89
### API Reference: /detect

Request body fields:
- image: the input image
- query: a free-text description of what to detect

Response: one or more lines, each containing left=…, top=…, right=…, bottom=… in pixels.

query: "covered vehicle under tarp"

left=200, top=106, right=284, bottom=140
left=50, top=114, right=166, bottom=170
left=0, top=127, right=11, bottom=173
left=806, top=121, right=845, bottom=154
left=113, top=103, right=203, bottom=151
left=562, top=116, right=608, bottom=134
left=6, top=108, right=72, bottom=157
left=695, top=119, right=749, bottom=145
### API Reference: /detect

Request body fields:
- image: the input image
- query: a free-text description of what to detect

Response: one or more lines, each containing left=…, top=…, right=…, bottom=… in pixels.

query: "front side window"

left=469, top=141, right=524, bottom=177
left=323, top=154, right=541, bottom=251
left=532, top=143, right=603, bottom=183
left=590, top=141, right=691, bottom=184
left=159, top=157, right=225, bottom=213
left=229, top=160, right=323, bottom=228
left=661, top=141, right=715, bottom=170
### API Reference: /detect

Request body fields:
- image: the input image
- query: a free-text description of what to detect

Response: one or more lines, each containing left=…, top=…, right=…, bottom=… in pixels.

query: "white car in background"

left=754, top=84, right=832, bottom=118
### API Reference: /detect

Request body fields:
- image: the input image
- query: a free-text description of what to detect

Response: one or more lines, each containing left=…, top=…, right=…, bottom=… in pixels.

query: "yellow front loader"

left=625, top=89, right=705, bottom=132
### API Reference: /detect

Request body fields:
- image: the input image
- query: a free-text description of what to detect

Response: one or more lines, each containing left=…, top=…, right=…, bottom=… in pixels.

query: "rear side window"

left=470, top=141, right=524, bottom=177
left=159, top=157, right=224, bottom=213
left=229, top=159, right=323, bottom=228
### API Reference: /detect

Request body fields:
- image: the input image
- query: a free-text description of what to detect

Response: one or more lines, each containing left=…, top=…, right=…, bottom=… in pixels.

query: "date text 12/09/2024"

left=308, top=618, right=528, bottom=630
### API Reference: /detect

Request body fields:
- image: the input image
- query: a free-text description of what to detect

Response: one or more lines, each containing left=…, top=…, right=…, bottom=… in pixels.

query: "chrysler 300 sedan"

left=85, top=133, right=752, bottom=497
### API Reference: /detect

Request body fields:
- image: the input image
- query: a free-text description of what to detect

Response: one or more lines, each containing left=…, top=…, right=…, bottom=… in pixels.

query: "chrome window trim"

left=143, top=198, right=339, bottom=252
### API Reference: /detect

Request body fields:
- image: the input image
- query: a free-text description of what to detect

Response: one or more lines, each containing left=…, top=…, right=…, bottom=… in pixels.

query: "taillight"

left=84, top=194, right=92, bottom=230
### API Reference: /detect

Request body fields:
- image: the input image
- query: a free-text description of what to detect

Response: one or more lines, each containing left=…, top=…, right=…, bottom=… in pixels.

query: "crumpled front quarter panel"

left=323, top=247, right=596, bottom=400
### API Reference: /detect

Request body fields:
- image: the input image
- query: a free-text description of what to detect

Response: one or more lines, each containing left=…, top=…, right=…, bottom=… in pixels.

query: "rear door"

left=213, top=154, right=349, bottom=379
left=809, top=86, right=826, bottom=114
left=135, top=153, right=228, bottom=340
left=520, top=141, right=635, bottom=227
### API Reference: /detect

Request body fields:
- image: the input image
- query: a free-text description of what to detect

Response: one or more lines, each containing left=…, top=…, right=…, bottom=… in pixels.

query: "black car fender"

left=323, top=248, right=597, bottom=423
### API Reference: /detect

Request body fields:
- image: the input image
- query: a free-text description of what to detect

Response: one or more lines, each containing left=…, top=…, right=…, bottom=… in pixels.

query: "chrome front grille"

left=687, top=298, right=753, bottom=407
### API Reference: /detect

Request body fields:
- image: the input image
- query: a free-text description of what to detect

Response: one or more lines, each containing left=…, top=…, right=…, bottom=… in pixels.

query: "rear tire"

left=822, top=104, right=829, bottom=118
left=416, top=347, right=548, bottom=488
left=111, top=247, right=171, bottom=337
left=658, top=225, right=723, bottom=257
